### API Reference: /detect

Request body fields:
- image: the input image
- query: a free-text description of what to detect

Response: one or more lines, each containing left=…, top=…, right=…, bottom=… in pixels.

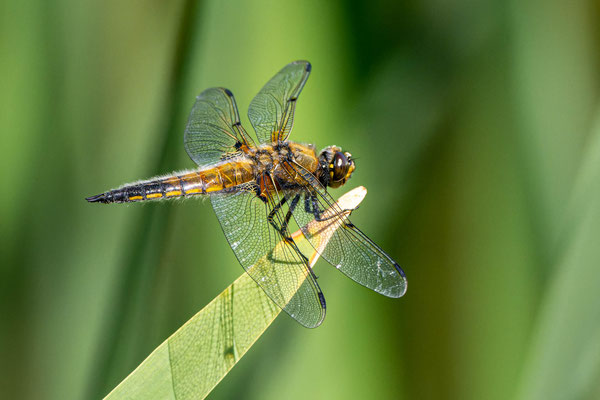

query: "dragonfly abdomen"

left=86, top=161, right=255, bottom=204
left=86, top=176, right=188, bottom=203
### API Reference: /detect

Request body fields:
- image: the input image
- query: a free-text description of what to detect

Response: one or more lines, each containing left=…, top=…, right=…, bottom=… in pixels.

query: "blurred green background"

left=2, top=0, right=600, bottom=399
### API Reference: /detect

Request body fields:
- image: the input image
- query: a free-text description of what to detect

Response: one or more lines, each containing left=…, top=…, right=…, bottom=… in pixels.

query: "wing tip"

left=393, top=261, right=408, bottom=297
left=309, top=293, right=327, bottom=328
left=291, top=60, right=311, bottom=72
left=313, top=292, right=327, bottom=328
left=291, top=291, right=326, bottom=329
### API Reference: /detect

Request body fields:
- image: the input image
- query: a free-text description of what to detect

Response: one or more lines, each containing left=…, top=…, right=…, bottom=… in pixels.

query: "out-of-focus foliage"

left=0, top=0, right=598, bottom=399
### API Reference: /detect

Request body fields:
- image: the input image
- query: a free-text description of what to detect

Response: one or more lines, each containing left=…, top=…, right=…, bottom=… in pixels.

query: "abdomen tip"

left=86, top=194, right=107, bottom=203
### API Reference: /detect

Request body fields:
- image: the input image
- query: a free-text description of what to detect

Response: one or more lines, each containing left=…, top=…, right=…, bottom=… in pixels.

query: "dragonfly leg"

left=267, top=194, right=313, bottom=269
left=267, top=196, right=286, bottom=227
left=305, top=194, right=357, bottom=223
left=282, top=194, right=301, bottom=233
left=303, top=195, right=320, bottom=220
left=268, top=195, right=301, bottom=239
left=267, top=196, right=295, bottom=242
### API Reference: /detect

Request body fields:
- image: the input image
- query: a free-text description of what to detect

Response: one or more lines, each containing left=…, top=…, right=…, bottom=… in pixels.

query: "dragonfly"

left=87, top=60, right=407, bottom=328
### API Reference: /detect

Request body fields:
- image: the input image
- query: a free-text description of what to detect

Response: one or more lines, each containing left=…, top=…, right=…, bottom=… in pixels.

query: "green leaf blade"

left=105, top=187, right=367, bottom=399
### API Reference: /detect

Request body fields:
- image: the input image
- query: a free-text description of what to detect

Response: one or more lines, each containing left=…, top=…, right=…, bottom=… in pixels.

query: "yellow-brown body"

left=86, top=142, right=321, bottom=204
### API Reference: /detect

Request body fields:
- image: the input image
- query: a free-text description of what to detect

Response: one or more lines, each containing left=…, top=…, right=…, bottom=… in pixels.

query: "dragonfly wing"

left=184, top=87, right=254, bottom=167
left=211, top=182, right=326, bottom=328
left=285, top=162, right=407, bottom=298
left=248, top=61, right=311, bottom=144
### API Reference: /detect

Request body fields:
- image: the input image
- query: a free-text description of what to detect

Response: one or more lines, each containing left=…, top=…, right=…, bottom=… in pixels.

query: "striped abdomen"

left=86, top=161, right=254, bottom=204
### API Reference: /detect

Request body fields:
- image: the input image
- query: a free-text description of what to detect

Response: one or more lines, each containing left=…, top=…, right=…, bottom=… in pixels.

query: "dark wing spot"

left=318, top=292, right=326, bottom=308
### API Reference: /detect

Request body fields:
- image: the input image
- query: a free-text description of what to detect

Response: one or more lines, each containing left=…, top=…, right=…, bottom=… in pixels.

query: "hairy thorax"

left=245, top=142, right=320, bottom=192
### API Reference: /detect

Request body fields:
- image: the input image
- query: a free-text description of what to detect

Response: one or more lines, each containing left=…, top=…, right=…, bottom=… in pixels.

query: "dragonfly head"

left=319, top=146, right=356, bottom=188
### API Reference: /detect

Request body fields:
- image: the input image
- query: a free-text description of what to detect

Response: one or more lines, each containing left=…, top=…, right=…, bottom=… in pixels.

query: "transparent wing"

left=184, top=87, right=254, bottom=167
left=248, top=60, right=311, bottom=144
left=284, top=162, right=407, bottom=298
left=211, top=182, right=326, bottom=328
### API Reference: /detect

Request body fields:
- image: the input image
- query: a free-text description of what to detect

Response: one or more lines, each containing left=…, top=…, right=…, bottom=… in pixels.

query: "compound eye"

left=332, top=152, right=348, bottom=181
